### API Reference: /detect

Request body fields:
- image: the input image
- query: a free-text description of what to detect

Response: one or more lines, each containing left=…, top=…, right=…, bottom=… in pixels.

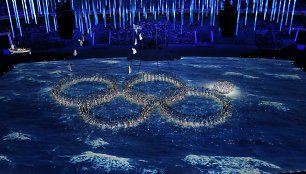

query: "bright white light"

left=134, top=38, right=137, bottom=46
left=213, top=80, right=235, bottom=94
left=132, top=48, right=137, bottom=54
left=128, top=65, right=132, bottom=74
left=204, top=81, right=240, bottom=99
left=73, top=49, right=77, bottom=56
left=225, top=87, right=240, bottom=99
left=139, top=34, right=143, bottom=40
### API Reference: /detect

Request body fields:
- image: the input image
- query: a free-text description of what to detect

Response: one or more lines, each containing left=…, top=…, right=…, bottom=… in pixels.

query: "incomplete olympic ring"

left=51, top=73, right=233, bottom=129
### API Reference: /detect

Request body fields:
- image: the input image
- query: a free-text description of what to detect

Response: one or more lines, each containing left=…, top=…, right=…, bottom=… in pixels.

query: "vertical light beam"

left=279, top=0, right=287, bottom=31
left=5, top=0, right=15, bottom=38
left=285, top=0, right=291, bottom=25
left=12, top=0, right=23, bottom=36
left=289, top=0, right=296, bottom=34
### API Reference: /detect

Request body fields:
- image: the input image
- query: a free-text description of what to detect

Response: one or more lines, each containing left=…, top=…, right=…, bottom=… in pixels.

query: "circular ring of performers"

left=159, top=87, right=232, bottom=128
left=51, top=75, right=117, bottom=106
left=79, top=101, right=154, bottom=129
left=51, top=73, right=233, bottom=129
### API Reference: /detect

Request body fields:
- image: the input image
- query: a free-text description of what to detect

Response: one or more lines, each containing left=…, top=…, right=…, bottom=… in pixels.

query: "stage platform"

left=0, top=57, right=306, bottom=173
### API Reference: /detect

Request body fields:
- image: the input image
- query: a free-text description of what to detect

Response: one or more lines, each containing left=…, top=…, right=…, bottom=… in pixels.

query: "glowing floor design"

left=51, top=73, right=232, bottom=129
left=1, top=57, right=306, bottom=173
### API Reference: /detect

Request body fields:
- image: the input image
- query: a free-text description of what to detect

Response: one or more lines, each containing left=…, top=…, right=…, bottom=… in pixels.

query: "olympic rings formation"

left=51, top=73, right=233, bottom=129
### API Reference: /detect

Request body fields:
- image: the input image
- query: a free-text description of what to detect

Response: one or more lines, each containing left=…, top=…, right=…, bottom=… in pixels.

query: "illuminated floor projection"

left=1, top=57, right=306, bottom=173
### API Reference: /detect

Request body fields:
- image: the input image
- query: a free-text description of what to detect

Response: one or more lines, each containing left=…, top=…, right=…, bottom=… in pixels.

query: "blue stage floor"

left=1, top=57, right=306, bottom=173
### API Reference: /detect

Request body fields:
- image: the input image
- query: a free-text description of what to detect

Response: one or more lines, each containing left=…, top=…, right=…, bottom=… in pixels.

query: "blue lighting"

left=3, top=0, right=299, bottom=38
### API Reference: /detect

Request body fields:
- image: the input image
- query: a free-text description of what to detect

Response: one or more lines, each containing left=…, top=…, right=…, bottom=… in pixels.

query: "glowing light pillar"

left=82, top=3, right=89, bottom=32
left=289, top=0, right=296, bottom=34
left=24, top=0, right=30, bottom=23
left=210, top=0, right=214, bottom=26
left=37, top=0, right=42, bottom=14
left=259, top=0, right=264, bottom=11
left=50, top=0, right=58, bottom=31
left=122, top=2, right=125, bottom=29
left=216, top=0, right=219, bottom=16
left=133, top=0, right=137, bottom=24
left=198, top=0, right=201, bottom=20
left=103, top=0, right=106, bottom=27
left=270, top=0, right=276, bottom=21
left=29, top=0, right=38, bottom=24
left=273, top=0, right=278, bottom=21
left=205, top=0, right=209, bottom=17
left=119, top=0, right=122, bottom=28
left=279, top=0, right=287, bottom=31
left=190, top=0, right=194, bottom=24
left=46, top=0, right=51, bottom=32
left=254, top=0, right=259, bottom=30
left=21, top=0, right=30, bottom=24
left=236, top=0, right=241, bottom=35
left=245, top=0, right=249, bottom=25
left=3, top=0, right=297, bottom=38
left=277, top=0, right=282, bottom=23
left=79, top=11, right=84, bottom=34
left=5, top=0, right=15, bottom=38
left=181, top=0, right=184, bottom=33
left=93, top=0, right=99, bottom=25
left=99, top=0, right=102, bottom=13
left=71, top=0, right=74, bottom=9
left=166, top=0, right=169, bottom=21
left=263, top=0, right=269, bottom=20
left=285, top=0, right=291, bottom=25
left=172, top=0, right=176, bottom=29
left=252, top=0, right=256, bottom=13
left=41, top=0, right=49, bottom=32
left=158, top=0, right=160, bottom=15
left=154, top=2, right=157, bottom=20
left=201, top=0, right=204, bottom=26
left=212, top=0, right=216, bottom=26
left=12, top=0, right=23, bottom=36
